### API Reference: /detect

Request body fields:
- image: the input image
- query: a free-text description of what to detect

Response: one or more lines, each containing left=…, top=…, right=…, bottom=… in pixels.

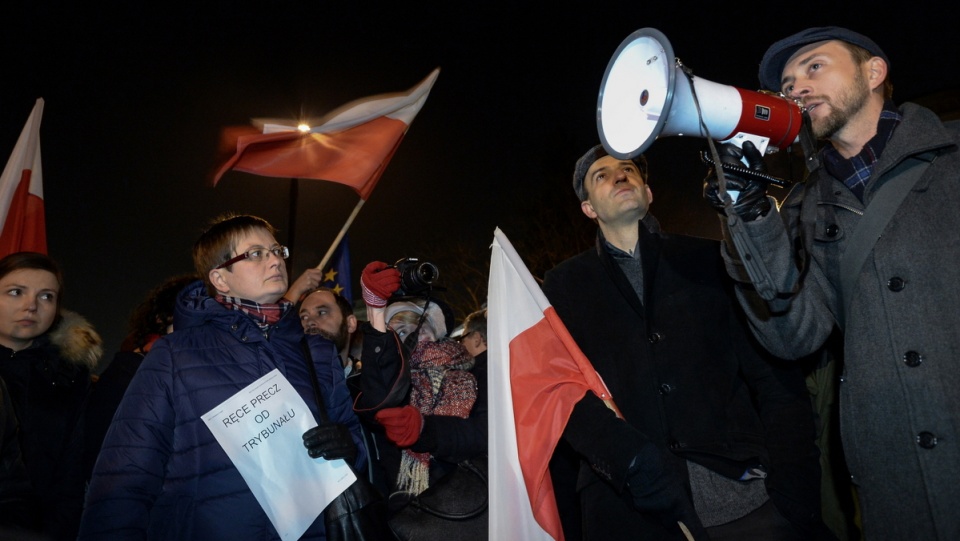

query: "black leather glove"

left=703, top=140, right=771, bottom=222
left=302, top=423, right=357, bottom=464
left=626, top=442, right=708, bottom=539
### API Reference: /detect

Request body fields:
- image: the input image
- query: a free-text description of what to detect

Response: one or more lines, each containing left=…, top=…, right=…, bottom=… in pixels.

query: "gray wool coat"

left=720, top=103, right=960, bottom=540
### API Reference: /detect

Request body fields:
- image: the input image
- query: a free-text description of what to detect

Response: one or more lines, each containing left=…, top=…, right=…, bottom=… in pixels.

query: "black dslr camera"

left=392, top=257, right=439, bottom=296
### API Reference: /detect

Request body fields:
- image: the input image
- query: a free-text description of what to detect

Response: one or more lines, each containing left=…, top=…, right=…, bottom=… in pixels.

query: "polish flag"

left=213, top=68, right=439, bottom=200
left=0, top=98, right=46, bottom=256
left=488, top=228, right=620, bottom=540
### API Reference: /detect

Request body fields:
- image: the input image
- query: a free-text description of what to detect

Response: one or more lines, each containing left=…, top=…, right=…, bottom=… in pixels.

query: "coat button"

left=231, top=324, right=239, bottom=331
left=825, top=224, right=840, bottom=237
left=649, top=332, right=664, bottom=343
left=668, top=439, right=682, bottom=450
left=887, top=277, right=905, bottom=291
left=917, top=432, right=938, bottom=449
left=659, top=383, right=673, bottom=395
left=903, top=351, right=923, bottom=367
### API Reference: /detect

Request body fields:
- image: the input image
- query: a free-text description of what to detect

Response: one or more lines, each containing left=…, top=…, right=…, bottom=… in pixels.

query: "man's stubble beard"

left=318, top=319, right=349, bottom=352
left=814, top=67, right=871, bottom=140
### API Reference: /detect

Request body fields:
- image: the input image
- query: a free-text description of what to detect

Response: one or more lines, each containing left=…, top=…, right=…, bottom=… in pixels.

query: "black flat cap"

left=759, top=26, right=889, bottom=91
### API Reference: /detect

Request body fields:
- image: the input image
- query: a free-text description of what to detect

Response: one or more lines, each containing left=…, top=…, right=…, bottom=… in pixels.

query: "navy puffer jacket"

left=79, top=281, right=366, bottom=540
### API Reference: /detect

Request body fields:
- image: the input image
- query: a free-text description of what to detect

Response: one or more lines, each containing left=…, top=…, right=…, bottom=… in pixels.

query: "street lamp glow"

left=297, top=123, right=310, bottom=133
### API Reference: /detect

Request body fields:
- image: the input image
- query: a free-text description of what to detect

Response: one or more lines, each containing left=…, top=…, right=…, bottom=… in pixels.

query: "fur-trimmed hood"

left=48, top=309, right=103, bottom=371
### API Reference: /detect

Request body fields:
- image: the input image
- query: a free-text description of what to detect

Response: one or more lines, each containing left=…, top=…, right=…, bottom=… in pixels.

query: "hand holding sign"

left=303, top=423, right=358, bottom=463
left=202, top=369, right=356, bottom=540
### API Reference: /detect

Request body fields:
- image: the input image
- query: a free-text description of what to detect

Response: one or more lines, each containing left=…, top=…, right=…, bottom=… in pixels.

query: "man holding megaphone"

left=703, top=27, right=960, bottom=541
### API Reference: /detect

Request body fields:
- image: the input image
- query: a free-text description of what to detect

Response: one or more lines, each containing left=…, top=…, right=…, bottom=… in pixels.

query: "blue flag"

left=321, top=235, right=352, bottom=304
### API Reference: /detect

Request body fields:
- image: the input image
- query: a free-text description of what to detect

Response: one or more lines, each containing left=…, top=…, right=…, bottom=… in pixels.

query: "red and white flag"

left=488, top=227, right=620, bottom=541
left=213, top=68, right=440, bottom=200
left=0, top=98, right=46, bottom=256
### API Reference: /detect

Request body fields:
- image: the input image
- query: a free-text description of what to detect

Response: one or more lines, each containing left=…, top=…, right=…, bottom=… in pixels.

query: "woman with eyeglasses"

left=79, top=214, right=367, bottom=540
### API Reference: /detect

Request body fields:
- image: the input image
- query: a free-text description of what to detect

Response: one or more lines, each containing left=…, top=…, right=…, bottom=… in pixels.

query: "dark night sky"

left=3, top=2, right=959, bottom=355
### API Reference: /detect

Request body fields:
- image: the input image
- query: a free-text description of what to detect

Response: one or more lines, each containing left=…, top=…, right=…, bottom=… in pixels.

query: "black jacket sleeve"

left=354, top=322, right=410, bottom=415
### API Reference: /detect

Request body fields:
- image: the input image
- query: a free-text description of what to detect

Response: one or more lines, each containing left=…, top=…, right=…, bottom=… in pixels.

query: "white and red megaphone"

left=597, top=27, right=803, bottom=165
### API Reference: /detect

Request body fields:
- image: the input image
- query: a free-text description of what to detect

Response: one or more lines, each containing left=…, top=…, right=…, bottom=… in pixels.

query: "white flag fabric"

left=488, top=227, right=619, bottom=541
left=0, top=98, right=46, bottom=255
left=213, top=68, right=439, bottom=201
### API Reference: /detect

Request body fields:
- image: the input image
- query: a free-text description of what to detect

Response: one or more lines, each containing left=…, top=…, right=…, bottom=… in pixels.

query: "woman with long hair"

left=0, top=251, right=102, bottom=540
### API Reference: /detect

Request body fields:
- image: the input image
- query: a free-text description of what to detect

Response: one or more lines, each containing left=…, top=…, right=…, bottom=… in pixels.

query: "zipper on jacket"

left=820, top=200, right=864, bottom=216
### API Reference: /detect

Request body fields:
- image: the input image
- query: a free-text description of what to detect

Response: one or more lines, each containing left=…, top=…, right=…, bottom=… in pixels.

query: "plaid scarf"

left=215, top=295, right=292, bottom=330
left=396, top=339, right=477, bottom=496
left=823, top=100, right=902, bottom=201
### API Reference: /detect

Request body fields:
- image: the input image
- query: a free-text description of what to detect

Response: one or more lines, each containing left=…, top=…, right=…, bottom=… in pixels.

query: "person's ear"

left=346, top=314, right=358, bottom=334
left=208, top=269, right=230, bottom=295
left=866, top=57, right=887, bottom=91
left=580, top=200, right=598, bottom=219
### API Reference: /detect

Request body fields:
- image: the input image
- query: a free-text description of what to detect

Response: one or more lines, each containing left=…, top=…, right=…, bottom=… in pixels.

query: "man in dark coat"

left=541, top=145, right=833, bottom=540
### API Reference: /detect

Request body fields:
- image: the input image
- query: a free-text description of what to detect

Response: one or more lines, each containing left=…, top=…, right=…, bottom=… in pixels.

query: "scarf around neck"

left=396, top=339, right=477, bottom=496
left=822, top=99, right=902, bottom=200
left=215, top=294, right=292, bottom=330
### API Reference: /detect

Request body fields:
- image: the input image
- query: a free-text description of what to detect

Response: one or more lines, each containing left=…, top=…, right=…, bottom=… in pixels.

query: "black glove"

left=302, top=423, right=357, bottom=464
left=703, top=140, right=771, bottom=222
left=626, top=442, right=708, bottom=539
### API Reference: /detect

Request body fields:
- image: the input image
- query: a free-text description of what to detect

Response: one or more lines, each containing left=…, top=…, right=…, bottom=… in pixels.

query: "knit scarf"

left=822, top=99, right=902, bottom=201
left=215, top=295, right=292, bottom=330
left=396, top=339, right=477, bottom=496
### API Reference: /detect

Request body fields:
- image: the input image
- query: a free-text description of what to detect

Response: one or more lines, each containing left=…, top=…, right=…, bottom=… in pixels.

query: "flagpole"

left=314, top=198, right=364, bottom=271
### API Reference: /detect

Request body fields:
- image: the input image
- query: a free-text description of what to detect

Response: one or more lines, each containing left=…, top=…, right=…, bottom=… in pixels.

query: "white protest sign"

left=202, top=368, right=357, bottom=540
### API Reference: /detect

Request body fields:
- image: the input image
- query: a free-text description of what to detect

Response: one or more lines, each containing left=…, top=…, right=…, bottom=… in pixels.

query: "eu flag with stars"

left=322, top=235, right=352, bottom=304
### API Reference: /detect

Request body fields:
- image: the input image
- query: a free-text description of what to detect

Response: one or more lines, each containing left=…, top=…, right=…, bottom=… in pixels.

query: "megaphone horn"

left=597, top=28, right=803, bottom=162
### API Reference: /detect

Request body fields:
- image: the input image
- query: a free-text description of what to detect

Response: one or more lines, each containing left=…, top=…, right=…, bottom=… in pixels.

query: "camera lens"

left=415, top=262, right=439, bottom=284
left=395, top=258, right=439, bottom=295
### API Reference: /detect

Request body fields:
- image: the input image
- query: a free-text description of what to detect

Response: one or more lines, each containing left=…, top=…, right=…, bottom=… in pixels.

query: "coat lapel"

left=595, top=221, right=660, bottom=320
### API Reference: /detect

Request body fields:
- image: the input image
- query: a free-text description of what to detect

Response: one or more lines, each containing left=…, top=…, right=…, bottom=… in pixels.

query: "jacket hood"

left=174, top=280, right=220, bottom=331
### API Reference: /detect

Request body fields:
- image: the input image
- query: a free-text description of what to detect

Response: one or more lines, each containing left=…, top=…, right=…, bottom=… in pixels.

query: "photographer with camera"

left=353, top=259, right=487, bottom=523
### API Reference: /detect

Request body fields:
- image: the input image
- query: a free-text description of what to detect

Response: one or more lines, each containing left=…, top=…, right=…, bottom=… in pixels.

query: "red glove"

left=375, top=405, right=423, bottom=447
left=361, top=261, right=401, bottom=308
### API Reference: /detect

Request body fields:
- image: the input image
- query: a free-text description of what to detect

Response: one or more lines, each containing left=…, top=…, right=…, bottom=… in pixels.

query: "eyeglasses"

left=215, top=245, right=289, bottom=270
left=456, top=331, right=474, bottom=342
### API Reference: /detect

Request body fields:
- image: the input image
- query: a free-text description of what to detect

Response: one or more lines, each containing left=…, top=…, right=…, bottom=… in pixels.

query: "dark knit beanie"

left=573, top=144, right=648, bottom=201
